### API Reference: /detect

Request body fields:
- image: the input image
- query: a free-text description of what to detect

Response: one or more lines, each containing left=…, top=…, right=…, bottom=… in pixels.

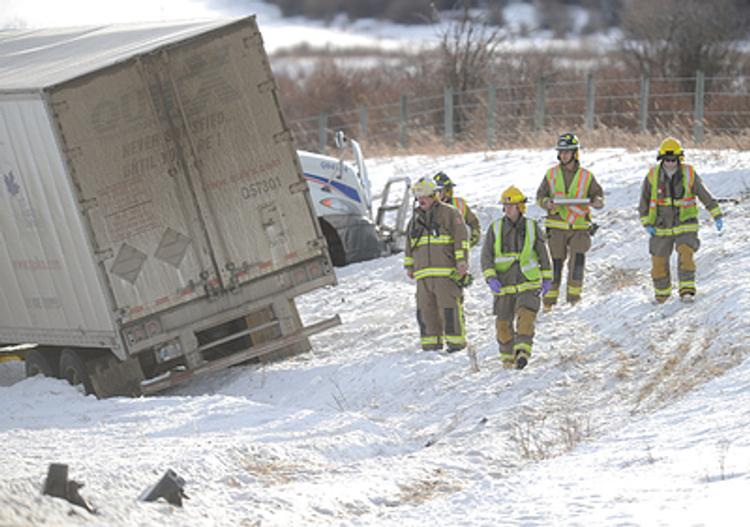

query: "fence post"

left=318, top=112, right=328, bottom=153
left=487, top=85, right=496, bottom=149
left=693, top=70, right=705, bottom=144
left=639, top=75, right=650, bottom=133
left=399, top=95, right=408, bottom=148
left=359, top=106, right=369, bottom=142
left=444, top=86, right=454, bottom=146
left=534, top=77, right=546, bottom=132
left=585, top=72, right=595, bottom=130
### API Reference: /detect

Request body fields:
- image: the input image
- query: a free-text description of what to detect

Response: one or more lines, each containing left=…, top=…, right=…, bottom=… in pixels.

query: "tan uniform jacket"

left=444, top=196, right=481, bottom=247
left=480, top=216, right=551, bottom=286
left=536, top=161, right=604, bottom=223
left=404, top=200, right=468, bottom=277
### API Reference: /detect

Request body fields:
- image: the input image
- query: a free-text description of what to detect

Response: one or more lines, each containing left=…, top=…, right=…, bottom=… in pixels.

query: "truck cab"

left=298, top=131, right=411, bottom=266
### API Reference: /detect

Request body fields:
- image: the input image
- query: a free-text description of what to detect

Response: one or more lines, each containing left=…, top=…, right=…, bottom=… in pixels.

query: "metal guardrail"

left=289, top=72, right=750, bottom=152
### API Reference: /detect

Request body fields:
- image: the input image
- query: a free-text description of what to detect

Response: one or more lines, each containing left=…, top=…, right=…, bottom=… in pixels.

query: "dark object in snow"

left=140, top=469, right=188, bottom=507
left=42, top=463, right=96, bottom=513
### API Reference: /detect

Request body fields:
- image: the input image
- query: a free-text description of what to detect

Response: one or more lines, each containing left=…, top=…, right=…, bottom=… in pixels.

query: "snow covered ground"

left=2, top=147, right=750, bottom=526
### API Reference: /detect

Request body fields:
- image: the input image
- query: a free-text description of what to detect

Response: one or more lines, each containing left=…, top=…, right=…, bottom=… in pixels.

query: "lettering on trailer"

left=241, top=175, right=283, bottom=200
left=119, top=111, right=227, bottom=179
left=202, top=158, right=281, bottom=193
left=24, top=296, right=62, bottom=310
left=2, top=167, right=41, bottom=231
left=12, top=259, right=62, bottom=271
left=91, top=45, right=239, bottom=137
left=99, top=176, right=158, bottom=243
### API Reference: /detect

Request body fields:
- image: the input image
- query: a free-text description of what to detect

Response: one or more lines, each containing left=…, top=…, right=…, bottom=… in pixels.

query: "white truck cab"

left=298, top=131, right=411, bottom=266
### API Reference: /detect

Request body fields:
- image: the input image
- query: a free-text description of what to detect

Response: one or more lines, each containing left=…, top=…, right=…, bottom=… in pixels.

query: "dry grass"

left=634, top=330, right=746, bottom=413
left=510, top=412, right=591, bottom=461
left=396, top=468, right=461, bottom=505
left=238, top=454, right=306, bottom=486
left=357, top=127, right=750, bottom=158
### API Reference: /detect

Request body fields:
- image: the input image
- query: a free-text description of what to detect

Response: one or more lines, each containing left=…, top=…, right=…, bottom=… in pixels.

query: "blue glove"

left=487, top=277, right=502, bottom=294
left=715, top=217, right=724, bottom=232
left=645, top=225, right=656, bottom=237
left=540, top=279, right=552, bottom=297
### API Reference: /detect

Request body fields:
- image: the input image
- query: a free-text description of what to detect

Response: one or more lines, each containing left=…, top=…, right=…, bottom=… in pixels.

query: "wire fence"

left=288, top=72, right=750, bottom=153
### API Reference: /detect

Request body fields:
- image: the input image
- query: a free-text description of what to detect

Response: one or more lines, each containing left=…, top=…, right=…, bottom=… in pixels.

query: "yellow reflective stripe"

left=640, top=216, right=651, bottom=226
left=493, top=281, right=541, bottom=296
left=541, top=269, right=552, bottom=280
left=414, top=267, right=455, bottom=280
left=544, top=289, right=559, bottom=299
left=679, top=280, right=696, bottom=288
left=462, top=240, right=470, bottom=250
left=483, top=269, right=497, bottom=279
left=654, top=285, right=672, bottom=296
left=709, top=206, right=722, bottom=218
left=499, top=352, right=515, bottom=362
left=567, top=285, right=582, bottom=295
left=455, top=249, right=465, bottom=260
left=456, top=297, right=465, bottom=341
left=545, top=218, right=590, bottom=230
left=445, top=335, right=466, bottom=345
left=514, top=342, right=532, bottom=354
left=421, top=336, right=441, bottom=345
left=495, top=254, right=518, bottom=264
left=404, top=256, right=414, bottom=266
left=414, top=235, right=455, bottom=247
left=654, top=223, right=699, bottom=236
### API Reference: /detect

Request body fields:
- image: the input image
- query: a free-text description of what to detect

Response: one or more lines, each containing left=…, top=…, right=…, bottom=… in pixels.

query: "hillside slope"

left=1, top=148, right=749, bottom=526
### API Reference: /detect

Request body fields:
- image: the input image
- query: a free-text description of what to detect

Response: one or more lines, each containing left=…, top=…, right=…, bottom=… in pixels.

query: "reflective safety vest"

left=450, top=197, right=468, bottom=218
left=545, top=166, right=593, bottom=230
left=492, top=218, right=541, bottom=291
left=643, top=164, right=698, bottom=225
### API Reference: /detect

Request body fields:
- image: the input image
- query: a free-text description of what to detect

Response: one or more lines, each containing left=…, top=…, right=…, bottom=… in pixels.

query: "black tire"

left=25, top=349, right=60, bottom=378
left=319, top=219, right=347, bottom=267
left=59, top=349, right=95, bottom=395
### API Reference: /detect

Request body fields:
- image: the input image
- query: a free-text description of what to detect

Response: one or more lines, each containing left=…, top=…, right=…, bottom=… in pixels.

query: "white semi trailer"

left=0, top=17, right=340, bottom=397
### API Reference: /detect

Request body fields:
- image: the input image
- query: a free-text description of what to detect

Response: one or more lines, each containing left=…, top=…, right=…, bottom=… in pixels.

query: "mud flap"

left=88, top=354, right=145, bottom=398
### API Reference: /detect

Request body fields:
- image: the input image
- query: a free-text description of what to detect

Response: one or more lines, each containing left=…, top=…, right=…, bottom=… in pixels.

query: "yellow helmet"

left=500, top=185, right=527, bottom=214
left=657, top=137, right=684, bottom=161
left=411, top=176, right=438, bottom=198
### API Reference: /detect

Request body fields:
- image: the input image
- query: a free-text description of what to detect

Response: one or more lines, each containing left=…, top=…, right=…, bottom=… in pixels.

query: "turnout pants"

left=494, top=289, right=541, bottom=366
left=649, top=233, right=699, bottom=302
left=416, top=277, right=466, bottom=351
left=544, top=229, right=591, bottom=307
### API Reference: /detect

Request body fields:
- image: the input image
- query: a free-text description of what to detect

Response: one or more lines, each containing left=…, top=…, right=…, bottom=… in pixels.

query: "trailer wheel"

left=59, top=349, right=94, bottom=395
left=25, top=349, right=60, bottom=378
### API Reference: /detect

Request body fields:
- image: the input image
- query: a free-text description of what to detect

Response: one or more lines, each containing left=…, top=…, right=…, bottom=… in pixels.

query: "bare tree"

left=619, top=0, right=748, bottom=79
left=432, top=1, right=507, bottom=135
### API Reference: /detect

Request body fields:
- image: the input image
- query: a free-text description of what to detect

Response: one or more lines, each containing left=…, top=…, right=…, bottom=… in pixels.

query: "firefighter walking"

left=433, top=171, right=482, bottom=247
left=536, top=132, right=604, bottom=308
left=481, top=186, right=552, bottom=369
left=639, top=137, right=724, bottom=303
left=404, top=176, right=470, bottom=352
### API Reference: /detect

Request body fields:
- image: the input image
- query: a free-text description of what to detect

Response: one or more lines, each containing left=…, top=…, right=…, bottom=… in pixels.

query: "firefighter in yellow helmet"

left=481, top=186, right=552, bottom=369
left=536, top=132, right=604, bottom=309
left=639, top=137, right=724, bottom=303
left=404, top=176, right=470, bottom=352
left=433, top=171, right=482, bottom=247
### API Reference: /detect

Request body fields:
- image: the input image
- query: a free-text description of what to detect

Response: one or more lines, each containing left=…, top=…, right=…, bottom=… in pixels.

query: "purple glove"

left=540, top=279, right=552, bottom=296
left=487, top=277, right=502, bottom=294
